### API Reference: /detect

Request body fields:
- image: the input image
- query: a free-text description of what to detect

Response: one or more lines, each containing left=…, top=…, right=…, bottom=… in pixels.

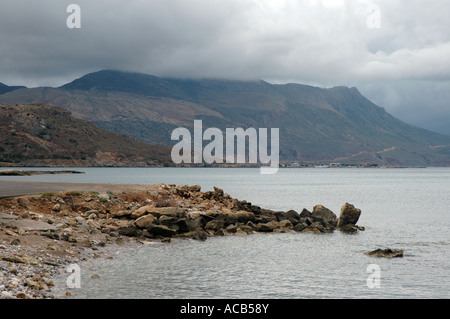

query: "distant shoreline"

left=0, top=180, right=152, bottom=199
left=0, top=164, right=434, bottom=169
left=0, top=169, right=85, bottom=176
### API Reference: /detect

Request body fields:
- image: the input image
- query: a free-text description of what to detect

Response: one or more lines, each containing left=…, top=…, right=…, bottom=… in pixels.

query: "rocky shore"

left=0, top=183, right=363, bottom=299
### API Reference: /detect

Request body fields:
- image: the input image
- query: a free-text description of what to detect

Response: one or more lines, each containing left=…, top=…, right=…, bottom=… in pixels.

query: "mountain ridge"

left=0, top=82, right=26, bottom=95
left=1, top=70, right=449, bottom=166
left=0, top=103, right=172, bottom=167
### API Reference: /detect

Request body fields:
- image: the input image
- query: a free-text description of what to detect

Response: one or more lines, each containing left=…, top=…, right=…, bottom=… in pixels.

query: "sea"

left=1, top=167, right=449, bottom=299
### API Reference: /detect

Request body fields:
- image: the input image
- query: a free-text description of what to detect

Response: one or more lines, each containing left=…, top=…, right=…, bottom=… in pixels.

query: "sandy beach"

left=0, top=180, right=155, bottom=199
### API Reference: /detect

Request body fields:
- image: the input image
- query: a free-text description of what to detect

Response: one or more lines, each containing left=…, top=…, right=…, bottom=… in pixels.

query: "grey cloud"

left=0, top=0, right=449, bottom=134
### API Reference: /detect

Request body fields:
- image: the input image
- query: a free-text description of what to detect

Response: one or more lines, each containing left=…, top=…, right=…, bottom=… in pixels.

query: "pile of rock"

left=110, top=185, right=365, bottom=239
left=0, top=184, right=364, bottom=244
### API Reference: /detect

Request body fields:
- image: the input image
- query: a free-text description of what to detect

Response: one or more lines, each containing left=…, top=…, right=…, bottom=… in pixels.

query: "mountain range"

left=1, top=70, right=449, bottom=166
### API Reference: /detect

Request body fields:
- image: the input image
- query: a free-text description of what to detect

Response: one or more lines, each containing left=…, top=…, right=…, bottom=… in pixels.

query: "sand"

left=0, top=180, right=156, bottom=198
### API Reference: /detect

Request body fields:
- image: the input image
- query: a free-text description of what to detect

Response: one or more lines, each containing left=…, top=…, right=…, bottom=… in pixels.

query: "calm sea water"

left=2, top=167, right=449, bottom=298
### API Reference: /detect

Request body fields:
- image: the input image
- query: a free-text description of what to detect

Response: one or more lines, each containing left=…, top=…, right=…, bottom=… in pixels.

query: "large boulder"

left=338, top=203, right=361, bottom=228
left=311, top=205, right=337, bottom=227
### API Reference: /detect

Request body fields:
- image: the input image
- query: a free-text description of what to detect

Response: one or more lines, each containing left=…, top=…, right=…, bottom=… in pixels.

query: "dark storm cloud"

left=0, top=0, right=449, bottom=134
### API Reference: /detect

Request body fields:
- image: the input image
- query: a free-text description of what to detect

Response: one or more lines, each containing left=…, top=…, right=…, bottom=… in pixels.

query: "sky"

left=0, top=0, right=449, bottom=135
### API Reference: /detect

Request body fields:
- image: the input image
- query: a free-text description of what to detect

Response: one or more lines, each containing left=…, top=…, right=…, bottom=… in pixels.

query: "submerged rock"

left=365, top=248, right=404, bottom=258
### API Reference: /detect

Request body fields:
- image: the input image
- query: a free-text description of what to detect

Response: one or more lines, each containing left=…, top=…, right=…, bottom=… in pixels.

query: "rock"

left=16, top=292, right=29, bottom=299
left=293, top=222, right=307, bottom=232
left=222, top=210, right=255, bottom=225
left=311, top=205, right=337, bottom=227
left=256, top=220, right=279, bottom=232
left=75, top=216, right=85, bottom=225
left=246, top=221, right=258, bottom=230
left=52, top=203, right=61, bottom=212
left=159, top=215, right=179, bottom=226
left=299, top=208, right=311, bottom=218
left=215, top=229, right=227, bottom=236
left=131, top=206, right=180, bottom=219
left=87, top=213, right=98, bottom=220
left=205, top=219, right=226, bottom=232
left=213, top=186, right=224, bottom=196
left=339, top=223, right=359, bottom=233
left=309, top=222, right=325, bottom=232
left=25, top=278, right=40, bottom=290
left=134, top=215, right=156, bottom=229
left=257, top=214, right=277, bottom=223
left=282, top=210, right=300, bottom=224
left=98, top=192, right=110, bottom=201
left=176, top=218, right=201, bottom=233
left=279, top=219, right=293, bottom=228
left=4, top=229, right=16, bottom=236
left=234, top=228, right=248, bottom=236
left=192, top=230, right=208, bottom=241
left=225, top=223, right=239, bottom=233
left=145, top=224, right=177, bottom=238
left=239, top=224, right=255, bottom=234
left=85, top=209, right=100, bottom=217
left=1, top=219, right=57, bottom=231
left=1, top=255, right=40, bottom=265
left=10, top=238, right=20, bottom=246
left=131, top=205, right=154, bottom=218
left=302, top=226, right=322, bottom=234
left=338, top=203, right=361, bottom=228
left=365, top=248, right=403, bottom=258
left=87, top=220, right=101, bottom=230
left=118, top=225, right=140, bottom=237
left=110, top=210, right=132, bottom=218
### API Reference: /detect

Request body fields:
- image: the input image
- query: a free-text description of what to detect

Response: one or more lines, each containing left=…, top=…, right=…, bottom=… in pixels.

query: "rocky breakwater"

left=0, top=183, right=364, bottom=299
left=114, top=185, right=365, bottom=239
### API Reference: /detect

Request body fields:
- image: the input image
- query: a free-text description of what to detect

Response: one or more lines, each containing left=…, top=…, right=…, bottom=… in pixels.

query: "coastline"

left=0, top=181, right=362, bottom=299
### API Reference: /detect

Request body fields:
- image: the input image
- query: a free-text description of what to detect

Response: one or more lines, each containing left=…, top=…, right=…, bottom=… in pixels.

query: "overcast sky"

left=0, top=0, right=449, bottom=134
